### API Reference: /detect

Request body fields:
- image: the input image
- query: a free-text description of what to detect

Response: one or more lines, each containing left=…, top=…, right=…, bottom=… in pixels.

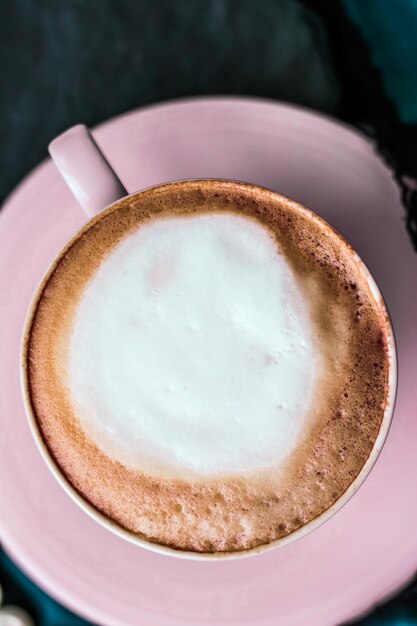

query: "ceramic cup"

left=21, top=124, right=398, bottom=560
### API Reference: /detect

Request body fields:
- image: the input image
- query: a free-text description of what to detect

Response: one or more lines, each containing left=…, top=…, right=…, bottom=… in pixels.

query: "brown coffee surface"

left=25, top=181, right=391, bottom=553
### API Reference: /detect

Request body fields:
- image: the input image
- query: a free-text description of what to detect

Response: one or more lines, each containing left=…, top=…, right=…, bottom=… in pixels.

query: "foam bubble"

left=67, top=213, right=320, bottom=476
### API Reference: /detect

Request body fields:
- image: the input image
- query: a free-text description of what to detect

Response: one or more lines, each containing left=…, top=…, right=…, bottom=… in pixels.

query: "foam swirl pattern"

left=68, top=214, right=319, bottom=477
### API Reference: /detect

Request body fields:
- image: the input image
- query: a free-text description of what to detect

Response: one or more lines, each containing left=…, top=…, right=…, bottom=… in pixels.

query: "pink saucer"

left=1, top=98, right=417, bottom=626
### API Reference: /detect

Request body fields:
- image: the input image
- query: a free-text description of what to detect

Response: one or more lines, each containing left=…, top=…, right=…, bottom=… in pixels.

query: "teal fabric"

left=343, top=0, right=417, bottom=124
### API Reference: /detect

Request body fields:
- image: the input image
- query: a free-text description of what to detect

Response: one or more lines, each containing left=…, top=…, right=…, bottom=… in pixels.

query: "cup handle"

left=48, top=124, right=127, bottom=218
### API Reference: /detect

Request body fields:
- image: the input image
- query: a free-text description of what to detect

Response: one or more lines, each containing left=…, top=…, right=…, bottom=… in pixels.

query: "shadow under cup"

left=21, top=180, right=398, bottom=561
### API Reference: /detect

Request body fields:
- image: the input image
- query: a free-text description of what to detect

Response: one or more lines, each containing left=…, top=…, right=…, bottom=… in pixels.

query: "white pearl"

left=0, top=606, right=34, bottom=626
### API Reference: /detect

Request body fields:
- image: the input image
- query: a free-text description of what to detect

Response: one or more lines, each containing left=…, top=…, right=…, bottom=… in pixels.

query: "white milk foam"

left=67, top=214, right=320, bottom=476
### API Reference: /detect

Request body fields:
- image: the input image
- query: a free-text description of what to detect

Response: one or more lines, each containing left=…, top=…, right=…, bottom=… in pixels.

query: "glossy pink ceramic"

left=48, top=125, right=127, bottom=216
left=1, top=98, right=417, bottom=624
left=20, top=122, right=396, bottom=561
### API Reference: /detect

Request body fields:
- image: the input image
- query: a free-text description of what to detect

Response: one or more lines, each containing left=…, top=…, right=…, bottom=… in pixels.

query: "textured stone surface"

left=0, top=0, right=340, bottom=203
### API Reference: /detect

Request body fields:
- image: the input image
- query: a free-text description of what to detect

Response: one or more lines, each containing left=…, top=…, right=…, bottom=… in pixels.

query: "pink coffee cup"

left=21, top=124, right=397, bottom=560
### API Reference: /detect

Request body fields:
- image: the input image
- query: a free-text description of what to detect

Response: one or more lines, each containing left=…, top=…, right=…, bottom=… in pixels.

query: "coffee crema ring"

left=25, top=180, right=391, bottom=553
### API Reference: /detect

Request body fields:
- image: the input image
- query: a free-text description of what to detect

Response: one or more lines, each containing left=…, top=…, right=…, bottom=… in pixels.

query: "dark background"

left=1, top=1, right=417, bottom=624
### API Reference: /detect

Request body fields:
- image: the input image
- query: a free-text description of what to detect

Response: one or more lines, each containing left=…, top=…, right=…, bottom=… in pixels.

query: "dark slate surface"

left=0, top=0, right=340, bottom=203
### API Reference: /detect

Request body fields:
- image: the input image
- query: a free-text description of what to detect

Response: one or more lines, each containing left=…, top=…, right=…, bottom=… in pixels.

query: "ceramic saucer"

left=1, top=98, right=416, bottom=626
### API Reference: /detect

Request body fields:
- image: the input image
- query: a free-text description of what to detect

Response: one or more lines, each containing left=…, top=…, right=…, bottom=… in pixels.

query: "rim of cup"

left=20, top=179, right=398, bottom=561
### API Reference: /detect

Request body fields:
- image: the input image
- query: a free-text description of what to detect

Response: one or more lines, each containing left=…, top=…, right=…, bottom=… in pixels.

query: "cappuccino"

left=25, top=180, right=391, bottom=552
